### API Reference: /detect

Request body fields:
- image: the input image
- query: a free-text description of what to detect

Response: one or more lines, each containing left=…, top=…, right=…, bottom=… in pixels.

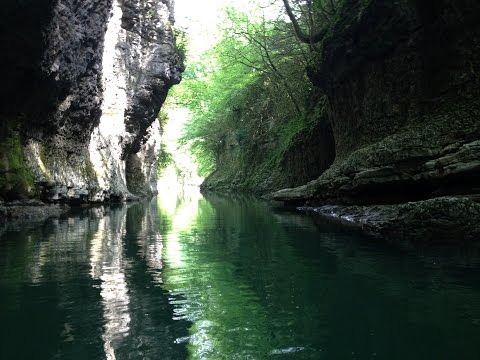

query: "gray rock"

left=0, top=203, right=69, bottom=223
left=300, top=197, right=480, bottom=243
left=0, top=0, right=183, bottom=204
left=269, top=1, right=480, bottom=242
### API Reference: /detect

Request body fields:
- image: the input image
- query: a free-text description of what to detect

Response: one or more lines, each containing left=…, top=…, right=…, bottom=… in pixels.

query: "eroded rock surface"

left=300, top=197, right=480, bottom=243
left=272, top=0, right=480, bottom=241
left=0, top=0, right=182, bottom=203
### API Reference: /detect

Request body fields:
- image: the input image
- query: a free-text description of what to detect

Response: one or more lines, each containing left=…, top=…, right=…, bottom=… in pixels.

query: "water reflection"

left=0, top=204, right=188, bottom=360
left=0, top=210, right=107, bottom=359
left=89, top=208, right=131, bottom=360
left=123, top=199, right=190, bottom=360
left=158, top=192, right=480, bottom=360
left=158, top=193, right=305, bottom=358
left=0, top=191, right=480, bottom=360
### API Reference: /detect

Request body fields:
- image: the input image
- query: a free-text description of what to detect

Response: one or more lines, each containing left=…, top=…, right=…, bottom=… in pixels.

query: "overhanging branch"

left=281, top=0, right=327, bottom=44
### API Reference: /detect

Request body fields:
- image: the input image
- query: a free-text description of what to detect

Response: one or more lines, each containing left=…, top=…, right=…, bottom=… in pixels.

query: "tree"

left=221, top=8, right=308, bottom=114
left=175, top=3, right=322, bottom=178
left=281, top=0, right=339, bottom=44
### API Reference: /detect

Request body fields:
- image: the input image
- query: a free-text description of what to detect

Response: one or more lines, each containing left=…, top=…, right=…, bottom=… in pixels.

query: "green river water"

left=1, top=190, right=479, bottom=359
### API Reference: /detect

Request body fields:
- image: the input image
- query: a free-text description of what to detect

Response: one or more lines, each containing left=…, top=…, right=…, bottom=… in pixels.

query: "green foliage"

left=173, top=25, right=189, bottom=63
left=176, top=6, right=316, bottom=183
left=157, top=110, right=169, bottom=133
left=0, top=124, right=36, bottom=199
left=157, top=143, right=174, bottom=176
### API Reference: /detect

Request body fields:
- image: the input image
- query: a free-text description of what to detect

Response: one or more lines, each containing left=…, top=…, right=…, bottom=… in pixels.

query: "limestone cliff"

left=194, top=0, right=480, bottom=240
left=275, top=0, right=480, bottom=204
left=271, top=0, right=480, bottom=240
left=0, top=0, right=183, bottom=202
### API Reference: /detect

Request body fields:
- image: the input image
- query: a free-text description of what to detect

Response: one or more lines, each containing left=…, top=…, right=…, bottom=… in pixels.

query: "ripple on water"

left=1, top=195, right=480, bottom=360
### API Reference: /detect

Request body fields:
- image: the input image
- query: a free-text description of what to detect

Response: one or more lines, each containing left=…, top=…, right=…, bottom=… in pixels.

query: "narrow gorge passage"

left=1, top=0, right=480, bottom=359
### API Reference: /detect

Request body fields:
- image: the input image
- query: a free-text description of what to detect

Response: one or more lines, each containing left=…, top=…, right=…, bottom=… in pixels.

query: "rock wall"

left=201, top=87, right=336, bottom=194
left=274, top=0, right=480, bottom=207
left=0, top=0, right=182, bottom=202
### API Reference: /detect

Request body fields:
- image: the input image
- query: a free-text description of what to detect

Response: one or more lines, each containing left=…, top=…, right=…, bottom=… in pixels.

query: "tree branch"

left=281, top=0, right=327, bottom=44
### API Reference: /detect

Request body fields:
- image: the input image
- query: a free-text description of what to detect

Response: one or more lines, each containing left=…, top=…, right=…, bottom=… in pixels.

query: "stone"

left=269, top=0, right=480, bottom=241
left=301, top=197, right=480, bottom=243
left=0, top=202, right=69, bottom=223
left=0, top=0, right=183, bottom=203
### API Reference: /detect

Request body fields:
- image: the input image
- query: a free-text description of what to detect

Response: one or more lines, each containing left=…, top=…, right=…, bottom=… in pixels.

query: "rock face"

left=271, top=0, right=480, bottom=241
left=201, top=92, right=336, bottom=194
left=0, top=0, right=183, bottom=203
left=299, top=197, right=480, bottom=243
left=275, top=0, right=480, bottom=205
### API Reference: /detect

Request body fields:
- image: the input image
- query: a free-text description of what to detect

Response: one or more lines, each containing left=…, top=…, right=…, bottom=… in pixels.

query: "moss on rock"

left=0, top=124, right=37, bottom=200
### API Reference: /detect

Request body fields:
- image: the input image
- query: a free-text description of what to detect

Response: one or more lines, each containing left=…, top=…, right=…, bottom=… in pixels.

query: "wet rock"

left=0, top=202, right=69, bottom=223
left=301, top=197, right=480, bottom=243
left=272, top=1, right=480, bottom=241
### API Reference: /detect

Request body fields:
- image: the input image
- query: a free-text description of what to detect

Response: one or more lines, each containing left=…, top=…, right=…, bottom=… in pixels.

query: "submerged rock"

left=299, top=197, right=480, bottom=243
left=0, top=201, right=69, bottom=223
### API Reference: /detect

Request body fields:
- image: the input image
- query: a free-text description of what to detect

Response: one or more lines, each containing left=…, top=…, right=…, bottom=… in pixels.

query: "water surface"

left=1, top=190, right=480, bottom=359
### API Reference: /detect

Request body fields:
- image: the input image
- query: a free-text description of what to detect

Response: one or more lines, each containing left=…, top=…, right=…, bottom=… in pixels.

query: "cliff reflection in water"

left=0, top=201, right=188, bottom=360
left=1, top=190, right=480, bottom=360
left=89, top=208, right=131, bottom=360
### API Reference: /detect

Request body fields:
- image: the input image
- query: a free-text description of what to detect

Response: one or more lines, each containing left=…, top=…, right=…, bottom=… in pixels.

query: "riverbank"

left=199, top=0, right=480, bottom=244
left=293, top=196, right=480, bottom=243
left=0, top=200, right=69, bottom=223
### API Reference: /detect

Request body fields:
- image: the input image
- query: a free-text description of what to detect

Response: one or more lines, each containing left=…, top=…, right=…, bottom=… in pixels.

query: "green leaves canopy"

left=176, top=4, right=318, bottom=177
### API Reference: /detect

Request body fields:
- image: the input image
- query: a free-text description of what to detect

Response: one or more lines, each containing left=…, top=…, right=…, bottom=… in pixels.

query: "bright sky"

left=174, top=0, right=276, bottom=56
left=160, top=0, right=284, bottom=185
left=164, top=0, right=262, bottom=150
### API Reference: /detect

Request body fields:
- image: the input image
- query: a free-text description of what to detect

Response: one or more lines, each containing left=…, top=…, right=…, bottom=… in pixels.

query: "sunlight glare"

left=175, top=0, right=276, bottom=57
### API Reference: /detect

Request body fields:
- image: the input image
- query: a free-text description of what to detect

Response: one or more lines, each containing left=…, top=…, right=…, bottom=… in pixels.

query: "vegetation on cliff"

left=0, top=122, right=36, bottom=200
left=172, top=0, right=480, bottom=213
left=171, top=0, right=339, bottom=192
